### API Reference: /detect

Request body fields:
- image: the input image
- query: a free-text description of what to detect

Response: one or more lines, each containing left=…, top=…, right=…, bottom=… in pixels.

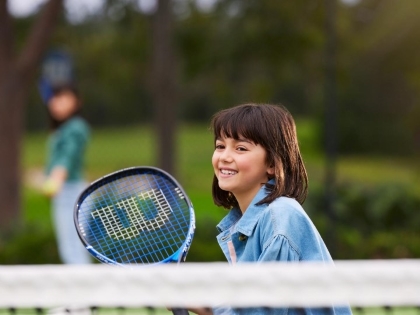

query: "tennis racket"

left=74, top=166, right=195, bottom=314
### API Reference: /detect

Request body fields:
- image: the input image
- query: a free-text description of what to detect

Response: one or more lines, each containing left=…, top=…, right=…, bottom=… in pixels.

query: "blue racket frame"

left=74, top=166, right=195, bottom=267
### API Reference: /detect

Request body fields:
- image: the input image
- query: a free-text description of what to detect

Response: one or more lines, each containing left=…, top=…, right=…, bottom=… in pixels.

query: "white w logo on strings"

left=91, top=189, right=172, bottom=240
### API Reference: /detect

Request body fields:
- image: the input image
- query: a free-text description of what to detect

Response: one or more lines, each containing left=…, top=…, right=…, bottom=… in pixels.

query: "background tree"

left=152, top=0, right=178, bottom=175
left=0, top=0, right=63, bottom=229
left=338, top=0, right=420, bottom=155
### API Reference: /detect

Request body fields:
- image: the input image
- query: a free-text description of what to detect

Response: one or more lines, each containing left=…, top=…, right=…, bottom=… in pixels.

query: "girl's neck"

left=235, top=193, right=256, bottom=214
left=235, top=183, right=267, bottom=214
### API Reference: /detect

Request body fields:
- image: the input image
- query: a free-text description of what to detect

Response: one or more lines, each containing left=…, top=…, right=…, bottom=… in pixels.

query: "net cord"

left=0, top=260, right=419, bottom=308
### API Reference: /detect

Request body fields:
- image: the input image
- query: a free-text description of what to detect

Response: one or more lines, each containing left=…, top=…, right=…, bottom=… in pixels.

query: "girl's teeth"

left=221, top=170, right=236, bottom=175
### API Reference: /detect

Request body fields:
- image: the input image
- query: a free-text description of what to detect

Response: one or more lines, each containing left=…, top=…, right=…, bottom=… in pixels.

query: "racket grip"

left=172, top=308, right=189, bottom=315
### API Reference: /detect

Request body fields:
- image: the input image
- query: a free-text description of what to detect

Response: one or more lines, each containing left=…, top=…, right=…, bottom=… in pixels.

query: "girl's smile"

left=212, top=135, right=274, bottom=212
left=219, top=168, right=238, bottom=176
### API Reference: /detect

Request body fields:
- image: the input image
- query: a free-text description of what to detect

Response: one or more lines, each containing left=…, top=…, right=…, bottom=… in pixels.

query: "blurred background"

left=0, top=0, right=419, bottom=264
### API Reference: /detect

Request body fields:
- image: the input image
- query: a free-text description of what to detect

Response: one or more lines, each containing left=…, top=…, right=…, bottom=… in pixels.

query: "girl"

left=42, top=84, right=91, bottom=264
left=194, top=104, right=351, bottom=315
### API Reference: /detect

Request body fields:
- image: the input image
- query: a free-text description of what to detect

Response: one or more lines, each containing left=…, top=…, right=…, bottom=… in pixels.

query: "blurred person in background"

left=42, top=84, right=91, bottom=264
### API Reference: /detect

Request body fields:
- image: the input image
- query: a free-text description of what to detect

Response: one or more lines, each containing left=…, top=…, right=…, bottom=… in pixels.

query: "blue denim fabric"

left=52, top=181, right=92, bottom=264
left=213, top=184, right=352, bottom=315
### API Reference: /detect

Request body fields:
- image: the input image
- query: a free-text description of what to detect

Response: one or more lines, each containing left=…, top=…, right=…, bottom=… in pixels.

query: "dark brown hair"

left=210, top=103, right=308, bottom=209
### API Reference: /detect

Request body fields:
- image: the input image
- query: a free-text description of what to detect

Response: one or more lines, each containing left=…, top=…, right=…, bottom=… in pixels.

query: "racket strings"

left=77, top=171, right=191, bottom=264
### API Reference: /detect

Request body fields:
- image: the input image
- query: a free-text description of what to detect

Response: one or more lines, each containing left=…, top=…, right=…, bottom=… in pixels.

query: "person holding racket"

left=192, top=104, right=351, bottom=315
left=42, top=84, right=91, bottom=265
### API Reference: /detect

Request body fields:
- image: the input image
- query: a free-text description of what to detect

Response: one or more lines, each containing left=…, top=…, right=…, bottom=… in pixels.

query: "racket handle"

left=172, top=308, right=189, bottom=315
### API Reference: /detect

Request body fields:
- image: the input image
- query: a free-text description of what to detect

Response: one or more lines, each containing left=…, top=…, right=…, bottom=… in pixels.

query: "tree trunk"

left=0, top=75, right=25, bottom=228
left=324, top=0, right=338, bottom=256
left=152, top=0, right=178, bottom=176
left=0, top=0, right=63, bottom=230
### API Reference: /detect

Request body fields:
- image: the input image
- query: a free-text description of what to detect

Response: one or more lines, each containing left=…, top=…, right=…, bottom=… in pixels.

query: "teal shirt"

left=45, top=116, right=90, bottom=182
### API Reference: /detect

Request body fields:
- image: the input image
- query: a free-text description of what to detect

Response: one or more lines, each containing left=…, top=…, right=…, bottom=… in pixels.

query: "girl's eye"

left=237, top=146, right=247, bottom=151
left=215, top=144, right=225, bottom=150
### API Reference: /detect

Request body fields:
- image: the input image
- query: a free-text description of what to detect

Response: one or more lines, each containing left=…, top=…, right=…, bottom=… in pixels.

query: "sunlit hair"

left=210, top=103, right=308, bottom=209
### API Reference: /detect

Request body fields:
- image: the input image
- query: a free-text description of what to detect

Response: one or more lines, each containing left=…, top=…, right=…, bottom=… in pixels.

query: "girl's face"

left=212, top=135, right=274, bottom=211
left=48, top=91, right=79, bottom=122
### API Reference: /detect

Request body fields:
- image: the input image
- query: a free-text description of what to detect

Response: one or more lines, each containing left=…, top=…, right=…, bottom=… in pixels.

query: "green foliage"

left=0, top=224, right=60, bottom=264
left=306, top=183, right=420, bottom=259
left=337, top=0, right=420, bottom=155
left=20, top=0, right=420, bottom=155
left=188, top=214, right=225, bottom=262
left=176, top=0, right=325, bottom=119
left=0, top=183, right=60, bottom=264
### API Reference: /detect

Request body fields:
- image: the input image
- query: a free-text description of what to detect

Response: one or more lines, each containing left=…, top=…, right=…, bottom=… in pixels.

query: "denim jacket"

left=213, top=183, right=352, bottom=315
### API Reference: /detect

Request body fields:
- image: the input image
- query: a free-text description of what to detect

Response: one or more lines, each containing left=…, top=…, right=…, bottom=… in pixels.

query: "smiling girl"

left=199, top=103, right=351, bottom=315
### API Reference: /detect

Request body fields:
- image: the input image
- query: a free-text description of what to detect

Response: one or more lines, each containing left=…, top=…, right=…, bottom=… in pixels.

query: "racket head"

left=74, top=166, right=195, bottom=266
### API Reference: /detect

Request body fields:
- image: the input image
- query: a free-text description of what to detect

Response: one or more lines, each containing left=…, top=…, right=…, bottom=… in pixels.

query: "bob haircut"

left=210, top=103, right=308, bottom=209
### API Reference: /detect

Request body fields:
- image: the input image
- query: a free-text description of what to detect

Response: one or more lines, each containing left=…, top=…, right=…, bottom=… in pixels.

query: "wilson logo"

left=91, top=189, right=172, bottom=240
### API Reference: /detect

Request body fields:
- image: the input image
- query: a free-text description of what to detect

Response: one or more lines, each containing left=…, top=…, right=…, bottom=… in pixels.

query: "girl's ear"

left=267, top=166, right=275, bottom=177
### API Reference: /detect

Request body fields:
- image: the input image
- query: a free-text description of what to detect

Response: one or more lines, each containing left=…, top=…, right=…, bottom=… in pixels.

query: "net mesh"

left=0, top=260, right=419, bottom=314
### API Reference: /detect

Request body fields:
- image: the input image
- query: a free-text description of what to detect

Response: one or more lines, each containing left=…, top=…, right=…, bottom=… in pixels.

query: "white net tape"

left=0, top=260, right=419, bottom=308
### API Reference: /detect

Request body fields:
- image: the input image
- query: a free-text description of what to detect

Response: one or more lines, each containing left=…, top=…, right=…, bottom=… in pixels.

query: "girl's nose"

left=220, top=148, right=233, bottom=163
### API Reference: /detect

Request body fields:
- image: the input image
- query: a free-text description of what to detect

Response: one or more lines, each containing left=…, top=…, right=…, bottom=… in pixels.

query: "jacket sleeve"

left=258, top=234, right=300, bottom=262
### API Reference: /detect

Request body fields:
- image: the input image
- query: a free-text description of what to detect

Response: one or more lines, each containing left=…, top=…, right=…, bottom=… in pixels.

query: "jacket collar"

left=216, top=180, right=273, bottom=236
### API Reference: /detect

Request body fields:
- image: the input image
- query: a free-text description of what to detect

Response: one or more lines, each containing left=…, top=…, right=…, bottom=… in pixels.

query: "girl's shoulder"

left=268, top=196, right=306, bottom=215
left=68, top=116, right=89, bottom=128
left=61, top=116, right=90, bottom=135
left=261, top=196, right=313, bottom=231
left=263, top=197, right=332, bottom=262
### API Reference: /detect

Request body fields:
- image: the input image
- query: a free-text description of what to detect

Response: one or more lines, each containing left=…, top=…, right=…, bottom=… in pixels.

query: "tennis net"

left=0, top=260, right=419, bottom=314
